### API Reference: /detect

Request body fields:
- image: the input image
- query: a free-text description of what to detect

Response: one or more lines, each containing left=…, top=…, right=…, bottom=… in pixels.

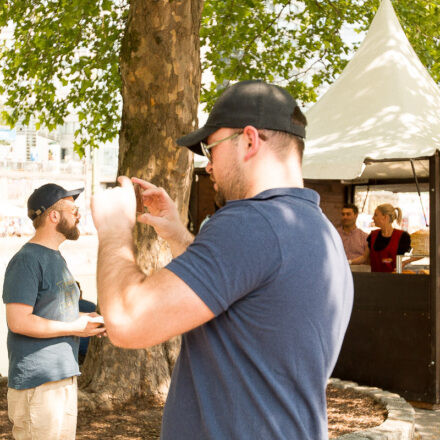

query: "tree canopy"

left=0, top=0, right=439, bottom=155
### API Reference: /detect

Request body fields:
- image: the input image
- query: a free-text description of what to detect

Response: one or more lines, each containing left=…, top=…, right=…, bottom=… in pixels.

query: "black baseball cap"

left=27, top=183, right=84, bottom=220
left=177, top=80, right=306, bottom=156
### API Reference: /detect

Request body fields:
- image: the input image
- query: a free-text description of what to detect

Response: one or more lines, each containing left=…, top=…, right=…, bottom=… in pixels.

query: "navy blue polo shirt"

left=163, top=188, right=353, bottom=440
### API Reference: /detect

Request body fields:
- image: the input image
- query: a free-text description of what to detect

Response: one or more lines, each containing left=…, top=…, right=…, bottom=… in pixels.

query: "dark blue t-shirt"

left=3, top=243, right=80, bottom=390
left=163, top=188, right=353, bottom=440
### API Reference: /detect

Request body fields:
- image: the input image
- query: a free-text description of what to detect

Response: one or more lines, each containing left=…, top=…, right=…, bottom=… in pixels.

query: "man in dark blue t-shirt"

left=3, top=184, right=105, bottom=440
left=91, top=80, right=353, bottom=439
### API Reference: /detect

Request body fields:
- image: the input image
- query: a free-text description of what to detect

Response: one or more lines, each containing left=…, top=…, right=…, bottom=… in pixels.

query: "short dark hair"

left=255, top=105, right=307, bottom=161
left=343, top=203, right=359, bottom=215
left=32, top=199, right=64, bottom=229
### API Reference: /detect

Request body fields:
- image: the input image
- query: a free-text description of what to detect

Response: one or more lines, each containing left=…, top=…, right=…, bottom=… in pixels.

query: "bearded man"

left=2, top=183, right=106, bottom=440
left=92, top=80, right=353, bottom=439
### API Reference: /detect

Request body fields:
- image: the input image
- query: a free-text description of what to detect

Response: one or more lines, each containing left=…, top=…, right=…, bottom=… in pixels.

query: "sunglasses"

left=200, top=132, right=241, bottom=162
left=57, top=206, right=79, bottom=217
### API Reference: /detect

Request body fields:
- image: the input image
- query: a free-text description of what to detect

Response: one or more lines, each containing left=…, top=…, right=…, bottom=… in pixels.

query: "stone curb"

left=331, top=378, right=415, bottom=440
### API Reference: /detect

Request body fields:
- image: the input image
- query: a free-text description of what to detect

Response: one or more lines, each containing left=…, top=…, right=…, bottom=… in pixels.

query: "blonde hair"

left=377, top=203, right=402, bottom=225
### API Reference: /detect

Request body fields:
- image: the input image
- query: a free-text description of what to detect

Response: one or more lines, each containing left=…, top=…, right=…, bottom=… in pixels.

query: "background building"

left=0, top=113, right=118, bottom=236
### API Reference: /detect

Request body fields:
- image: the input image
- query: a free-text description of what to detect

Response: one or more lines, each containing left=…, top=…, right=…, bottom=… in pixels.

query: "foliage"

left=0, top=0, right=128, bottom=155
left=0, top=0, right=439, bottom=154
left=201, top=0, right=440, bottom=110
left=395, top=1, right=440, bottom=82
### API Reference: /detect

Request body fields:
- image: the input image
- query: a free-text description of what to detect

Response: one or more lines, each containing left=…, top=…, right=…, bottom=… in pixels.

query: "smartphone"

left=89, top=316, right=105, bottom=324
left=134, top=183, right=144, bottom=214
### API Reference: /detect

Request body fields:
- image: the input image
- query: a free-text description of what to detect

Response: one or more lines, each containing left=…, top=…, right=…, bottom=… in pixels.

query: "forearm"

left=97, top=228, right=147, bottom=331
left=9, top=314, right=79, bottom=339
left=351, top=254, right=371, bottom=265
left=349, top=256, right=364, bottom=265
left=167, top=228, right=194, bottom=257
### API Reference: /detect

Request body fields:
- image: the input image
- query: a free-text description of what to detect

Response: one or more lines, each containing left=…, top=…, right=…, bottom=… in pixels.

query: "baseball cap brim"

left=177, top=125, right=219, bottom=156
left=64, top=188, right=84, bottom=200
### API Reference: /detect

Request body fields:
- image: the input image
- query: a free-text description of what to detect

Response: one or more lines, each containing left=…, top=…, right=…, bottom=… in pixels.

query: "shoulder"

left=6, top=245, right=39, bottom=271
left=393, top=229, right=409, bottom=238
left=208, top=201, right=275, bottom=232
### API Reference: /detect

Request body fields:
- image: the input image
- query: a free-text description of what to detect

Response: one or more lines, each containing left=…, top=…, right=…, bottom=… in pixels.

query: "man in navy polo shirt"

left=91, top=80, right=353, bottom=439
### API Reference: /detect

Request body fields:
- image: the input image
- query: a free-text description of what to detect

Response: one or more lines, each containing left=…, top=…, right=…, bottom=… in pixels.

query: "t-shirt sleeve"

left=2, top=252, right=40, bottom=306
left=166, top=204, right=282, bottom=316
left=397, top=231, right=411, bottom=255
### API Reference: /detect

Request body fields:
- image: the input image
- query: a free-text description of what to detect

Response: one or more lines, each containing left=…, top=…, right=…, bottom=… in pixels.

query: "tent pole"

left=410, top=159, right=429, bottom=227
left=429, top=152, right=440, bottom=403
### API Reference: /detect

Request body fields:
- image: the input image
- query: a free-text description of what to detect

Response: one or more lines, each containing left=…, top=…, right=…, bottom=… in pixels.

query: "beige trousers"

left=7, top=376, right=77, bottom=440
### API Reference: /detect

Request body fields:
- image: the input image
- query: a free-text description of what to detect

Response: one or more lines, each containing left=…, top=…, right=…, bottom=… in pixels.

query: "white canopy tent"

left=302, top=0, right=440, bottom=181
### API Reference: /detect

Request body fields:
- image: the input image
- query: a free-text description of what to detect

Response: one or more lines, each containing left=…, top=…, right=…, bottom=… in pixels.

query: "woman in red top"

left=350, top=204, right=411, bottom=272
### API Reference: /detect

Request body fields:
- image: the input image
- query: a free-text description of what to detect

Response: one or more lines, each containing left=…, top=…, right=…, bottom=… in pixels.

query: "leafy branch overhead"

left=0, top=0, right=128, bottom=154
left=0, top=0, right=438, bottom=155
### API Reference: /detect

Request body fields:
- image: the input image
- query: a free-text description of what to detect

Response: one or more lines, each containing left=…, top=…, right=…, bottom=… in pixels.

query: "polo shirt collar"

left=247, top=187, right=320, bottom=205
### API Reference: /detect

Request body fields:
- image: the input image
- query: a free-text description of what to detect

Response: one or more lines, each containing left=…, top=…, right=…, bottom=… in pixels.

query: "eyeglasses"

left=57, top=206, right=79, bottom=217
left=200, top=132, right=241, bottom=162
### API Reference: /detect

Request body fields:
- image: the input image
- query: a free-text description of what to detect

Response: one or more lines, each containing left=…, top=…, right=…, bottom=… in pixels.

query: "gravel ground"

left=0, top=379, right=386, bottom=439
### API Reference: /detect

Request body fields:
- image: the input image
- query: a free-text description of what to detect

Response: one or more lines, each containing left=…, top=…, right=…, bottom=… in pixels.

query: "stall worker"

left=337, top=203, right=368, bottom=263
left=350, top=203, right=411, bottom=272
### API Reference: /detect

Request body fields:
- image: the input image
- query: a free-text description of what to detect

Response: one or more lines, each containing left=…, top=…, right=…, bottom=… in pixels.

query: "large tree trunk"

left=79, top=0, right=204, bottom=409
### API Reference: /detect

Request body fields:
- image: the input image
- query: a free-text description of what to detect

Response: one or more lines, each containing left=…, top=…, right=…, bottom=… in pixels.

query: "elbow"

left=8, top=321, right=20, bottom=334
left=6, top=315, right=24, bottom=335
left=103, top=316, right=156, bottom=349
left=103, top=315, right=133, bottom=348
left=106, top=326, right=136, bottom=348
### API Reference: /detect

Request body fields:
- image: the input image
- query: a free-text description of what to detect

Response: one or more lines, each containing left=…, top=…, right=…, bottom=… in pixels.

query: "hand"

left=87, top=312, right=108, bottom=338
left=71, top=314, right=106, bottom=338
left=91, top=176, right=136, bottom=234
left=131, top=177, right=186, bottom=242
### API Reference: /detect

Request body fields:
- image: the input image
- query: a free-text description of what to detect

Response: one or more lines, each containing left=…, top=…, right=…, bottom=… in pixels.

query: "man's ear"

left=242, top=126, right=260, bottom=161
left=48, top=209, right=60, bottom=224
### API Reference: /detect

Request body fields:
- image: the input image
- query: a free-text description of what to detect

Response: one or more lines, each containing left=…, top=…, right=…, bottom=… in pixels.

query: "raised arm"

left=6, top=303, right=106, bottom=338
left=91, top=176, right=214, bottom=349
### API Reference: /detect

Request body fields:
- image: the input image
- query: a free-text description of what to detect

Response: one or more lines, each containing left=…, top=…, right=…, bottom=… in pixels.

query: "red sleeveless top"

left=370, top=229, right=403, bottom=273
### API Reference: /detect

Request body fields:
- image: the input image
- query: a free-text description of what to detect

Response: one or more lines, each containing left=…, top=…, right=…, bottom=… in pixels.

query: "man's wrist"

left=97, top=224, right=133, bottom=241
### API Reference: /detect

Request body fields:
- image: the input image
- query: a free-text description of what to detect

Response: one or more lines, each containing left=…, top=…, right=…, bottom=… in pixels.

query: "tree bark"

left=79, top=0, right=204, bottom=409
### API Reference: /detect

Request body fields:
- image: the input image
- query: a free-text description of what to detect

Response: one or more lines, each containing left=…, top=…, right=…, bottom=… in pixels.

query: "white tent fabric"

left=302, top=0, right=440, bottom=180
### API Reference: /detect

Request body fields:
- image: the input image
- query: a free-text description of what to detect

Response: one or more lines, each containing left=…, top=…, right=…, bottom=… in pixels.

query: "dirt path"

left=0, top=380, right=386, bottom=439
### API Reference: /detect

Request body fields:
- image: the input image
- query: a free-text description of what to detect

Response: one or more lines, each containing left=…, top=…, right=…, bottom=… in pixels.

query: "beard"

left=56, top=215, right=80, bottom=240
left=212, top=155, right=248, bottom=207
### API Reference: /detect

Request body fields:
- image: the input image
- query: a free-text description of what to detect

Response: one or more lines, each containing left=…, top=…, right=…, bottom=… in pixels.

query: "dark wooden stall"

left=188, top=168, right=216, bottom=234
left=308, top=153, right=440, bottom=405
left=334, top=273, right=433, bottom=402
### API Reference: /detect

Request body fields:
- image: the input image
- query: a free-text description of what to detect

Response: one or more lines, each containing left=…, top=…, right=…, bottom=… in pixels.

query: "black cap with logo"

left=177, top=80, right=306, bottom=156
left=27, top=184, right=84, bottom=220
